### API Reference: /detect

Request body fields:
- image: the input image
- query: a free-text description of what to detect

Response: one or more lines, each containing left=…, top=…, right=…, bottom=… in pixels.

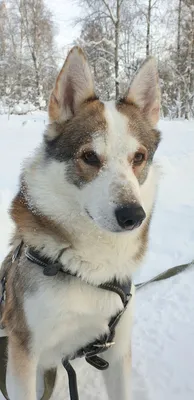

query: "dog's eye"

left=82, top=151, right=100, bottom=167
left=133, top=152, right=145, bottom=165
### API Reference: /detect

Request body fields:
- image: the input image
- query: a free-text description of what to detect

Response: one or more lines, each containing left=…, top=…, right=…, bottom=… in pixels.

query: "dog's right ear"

left=48, top=46, right=95, bottom=126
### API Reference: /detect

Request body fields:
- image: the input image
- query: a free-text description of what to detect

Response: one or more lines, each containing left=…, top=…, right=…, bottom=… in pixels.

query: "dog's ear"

left=48, top=46, right=95, bottom=124
left=126, top=57, right=160, bottom=126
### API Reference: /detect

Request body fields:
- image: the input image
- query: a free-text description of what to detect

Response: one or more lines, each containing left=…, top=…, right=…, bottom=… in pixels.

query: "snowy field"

left=0, top=113, right=194, bottom=400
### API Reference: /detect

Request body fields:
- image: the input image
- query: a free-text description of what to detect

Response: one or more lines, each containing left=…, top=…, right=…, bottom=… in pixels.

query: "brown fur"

left=1, top=250, right=30, bottom=350
left=116, top=101, right=160, bottom=153
left=45, top=100, right=108, bottom=188
left=7, top=336, right=37, bottom=398
left=1, top=179, right=74, bottom=350
left=48, top=46, right=95, bottom=124
left=10, top=186, right=72, bottom=248
left=0, top=49, right=161, bottom=400
left=134, top=215, right=151, bottom=262
left=116, top=101, right=160, bottom=184
left=75, top=143, right=105, bottom=184
left=46, top=99, right=106, bottom=147
left=8, top=337, right=31, bottom=372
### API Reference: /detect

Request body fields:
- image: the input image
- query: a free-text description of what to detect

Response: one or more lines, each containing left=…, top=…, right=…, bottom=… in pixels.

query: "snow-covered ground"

left=0, top=113, right=194, bottom=400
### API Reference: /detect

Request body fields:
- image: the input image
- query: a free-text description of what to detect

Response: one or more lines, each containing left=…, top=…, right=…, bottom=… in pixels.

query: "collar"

left=25, top=245, right=132, bottom=307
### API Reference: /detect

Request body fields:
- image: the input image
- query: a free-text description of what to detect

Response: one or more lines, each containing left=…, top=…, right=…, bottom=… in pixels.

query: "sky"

left=46, top=0, right=82, bottom=50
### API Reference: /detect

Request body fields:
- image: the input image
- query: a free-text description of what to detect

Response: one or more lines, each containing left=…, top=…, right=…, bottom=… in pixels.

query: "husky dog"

left=0, top=47, right=161, bottom=400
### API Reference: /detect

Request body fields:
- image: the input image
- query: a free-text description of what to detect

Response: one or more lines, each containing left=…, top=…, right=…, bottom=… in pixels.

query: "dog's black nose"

left=115, top=205, right=146, bottom=230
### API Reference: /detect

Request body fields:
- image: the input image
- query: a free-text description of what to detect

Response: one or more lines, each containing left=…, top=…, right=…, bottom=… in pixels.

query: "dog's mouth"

left=84, top=208, right=135, bottom=233
left=84, top=208, right=144, bottom=233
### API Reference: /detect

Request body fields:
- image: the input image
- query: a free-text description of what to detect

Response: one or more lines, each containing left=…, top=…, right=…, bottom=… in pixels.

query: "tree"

left=0, top=0, right=58, bottom=111
left=182, top=0, right=194, bottom=118
left=77, top=0, right=126, bottom=100
left=78, top=19, right=115, bottom=99
left=77, top=0, right=194, bottom=119
left=146, top=0, right=152, bottom=56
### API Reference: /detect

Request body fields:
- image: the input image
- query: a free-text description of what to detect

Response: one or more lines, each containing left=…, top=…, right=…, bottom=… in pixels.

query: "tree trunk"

left=176, top=0, right=182, bottom=118
left=115, top=0, right=120, bottom=99
left=146, top=0, right=152, bottom=56
left=32, top=50, right=40, bottom=98
left=188, top=5, right=194, bottom=118
left=177, top=0, right=182, bottom=70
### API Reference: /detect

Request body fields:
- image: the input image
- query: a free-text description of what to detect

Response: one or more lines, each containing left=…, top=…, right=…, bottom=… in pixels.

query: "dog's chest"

left=25, top=275, right=123, bottom=367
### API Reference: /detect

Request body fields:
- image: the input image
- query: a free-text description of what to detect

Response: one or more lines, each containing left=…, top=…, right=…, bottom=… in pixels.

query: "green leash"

left=0, top=337, right=56, bottom=400
left=135, top=260, right=194, bottom=289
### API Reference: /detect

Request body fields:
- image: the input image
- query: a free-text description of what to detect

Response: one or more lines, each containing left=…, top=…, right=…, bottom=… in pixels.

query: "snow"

left=12, top=102, right=37, bottom=115
left=0, top=113, right=194, bottom=399
left=0, top=100, right=37, bottom=115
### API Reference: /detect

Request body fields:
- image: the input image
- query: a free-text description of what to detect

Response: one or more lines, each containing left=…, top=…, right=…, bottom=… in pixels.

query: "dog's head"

left=44, top=47, right=160, bottom=233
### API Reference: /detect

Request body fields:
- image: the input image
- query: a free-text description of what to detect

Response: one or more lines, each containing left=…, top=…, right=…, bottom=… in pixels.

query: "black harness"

left=1, top=242, right=132, bottom=400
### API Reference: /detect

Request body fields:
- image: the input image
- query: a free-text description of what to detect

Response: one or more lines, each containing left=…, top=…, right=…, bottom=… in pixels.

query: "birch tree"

left=0, top=0, right=57, bottom=111
left=78, top=0, right=126, bottom=99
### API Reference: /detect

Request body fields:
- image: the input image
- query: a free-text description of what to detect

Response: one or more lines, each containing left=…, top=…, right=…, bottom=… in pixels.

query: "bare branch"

left=101, top=0, right=116, bottom=24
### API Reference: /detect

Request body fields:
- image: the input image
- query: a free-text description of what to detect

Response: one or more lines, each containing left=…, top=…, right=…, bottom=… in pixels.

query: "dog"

left=0, top=46, right=161, bottom=400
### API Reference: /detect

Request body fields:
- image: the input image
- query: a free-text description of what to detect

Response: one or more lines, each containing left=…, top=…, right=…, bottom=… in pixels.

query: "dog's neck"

left=10, top=187, right=149, bottom=285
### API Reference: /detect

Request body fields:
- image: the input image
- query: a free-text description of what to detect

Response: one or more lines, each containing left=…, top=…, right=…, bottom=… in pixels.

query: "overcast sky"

left=46, top=0, right=81, bottom=49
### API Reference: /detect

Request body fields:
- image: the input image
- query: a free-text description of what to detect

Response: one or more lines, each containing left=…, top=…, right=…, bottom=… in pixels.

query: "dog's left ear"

left=126, top=57, right=160, bottom=126
left=48, top=46, right=95, bottom=125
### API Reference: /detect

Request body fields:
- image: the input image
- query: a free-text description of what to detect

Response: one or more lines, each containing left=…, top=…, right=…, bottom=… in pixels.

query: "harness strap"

left=25, top=245, right=132, bottom=400
left=25, top=246, right=66, bottom=277
left=25, top=246, right=132, bottom=370
left=25, top=246, right=131, bottom=303
left=0, top=242, right=132, bottom=400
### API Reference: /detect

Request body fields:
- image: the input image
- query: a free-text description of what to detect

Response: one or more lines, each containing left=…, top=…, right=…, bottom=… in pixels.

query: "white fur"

left=6, top=281, right=135, bottom=400
left=18, top=101, right=157, bottom=396
left=22, top=99, right=158, bottom=288
left=81, top=101, right=141, bottom=231
left=8, top=102, right=158, bottom=400
left=127, top=57, right=160, bottom=125
left=5, top=45, right=160, bottom=400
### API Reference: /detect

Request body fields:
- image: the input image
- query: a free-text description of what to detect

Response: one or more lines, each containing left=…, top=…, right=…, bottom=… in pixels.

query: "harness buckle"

left=83, top=339, right=115, bottom=359
left=93, top=341, right=115, bottom=349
